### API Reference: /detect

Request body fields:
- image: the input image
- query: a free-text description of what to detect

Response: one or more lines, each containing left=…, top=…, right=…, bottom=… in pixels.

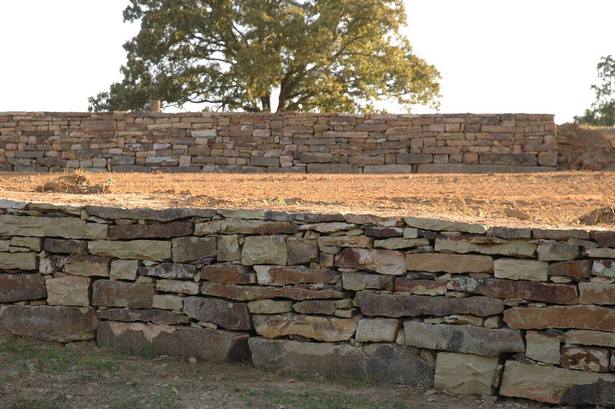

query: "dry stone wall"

left=1, top=200, right=615, bottom=405
left=0, top=112, right=558, bottom=173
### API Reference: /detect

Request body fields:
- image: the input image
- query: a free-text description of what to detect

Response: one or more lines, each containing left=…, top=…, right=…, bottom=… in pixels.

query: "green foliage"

left=89, top=0, right=440, bottom=112
left=575, top=55, right=615, bottom=126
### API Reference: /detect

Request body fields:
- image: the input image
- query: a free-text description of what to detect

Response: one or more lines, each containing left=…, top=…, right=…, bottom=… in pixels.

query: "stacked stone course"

left=0, top=112, right=557, bottom=173
left=4, top=200, right=615, bottom=405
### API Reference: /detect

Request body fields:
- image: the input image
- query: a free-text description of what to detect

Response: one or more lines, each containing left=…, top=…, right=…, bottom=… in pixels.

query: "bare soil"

left=0, top=331, right=547, bottom=409
left=0, top=171, right=614, bottom=228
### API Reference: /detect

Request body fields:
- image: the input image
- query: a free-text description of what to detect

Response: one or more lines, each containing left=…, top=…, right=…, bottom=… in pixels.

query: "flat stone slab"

left=96, top=308, right=190, bottom=325
left=434, top=352, right=499, bottom=396
left=184, top=297, right=252, bottom=330
left=0, top=305, right=98, bottom=342
left=0, top=215, right=107, bottom=239
left=201, top=282, right=344, bottom=301
left=504, top=305, right=615, bottom=331
left=356, top=292, right=504, bottom=318
left=249, top=338, right=434, bottom=386
left=96, top=321, right=250, bottom=363
left=253, top=314, right=357, bottom=342
left=0, top=273, right=46, bottom=303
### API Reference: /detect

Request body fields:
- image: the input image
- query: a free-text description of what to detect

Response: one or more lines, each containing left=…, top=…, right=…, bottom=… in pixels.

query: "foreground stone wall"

left=3, top=200, right=615, bottom=406
left=0, top=112, right=558, bottom=173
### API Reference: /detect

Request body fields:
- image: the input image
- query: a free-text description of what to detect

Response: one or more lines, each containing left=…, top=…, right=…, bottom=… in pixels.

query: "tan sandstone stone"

left=46, top=276, right=90, bottom=307
left=406, top=253, right=493, bottom=273
left=434, top=352, right=499, bottom=395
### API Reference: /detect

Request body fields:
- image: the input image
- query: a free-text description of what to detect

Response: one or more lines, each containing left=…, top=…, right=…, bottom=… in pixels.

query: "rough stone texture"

left=565, top=330, right=615, bottom=348
left=537, top=241, right=580, bottom=261
left=434, top=352, right=499, bottom=395
left=561, top=346, right=609, bottom=372
left=96, top=308, right=189, bottom=325
left=156, top=279, right=199, bottom=295
left=293, top=300, right=338, bottom=315
left=46, top=276, right=90, bottom=307
left=89, top=240, right=171, bottom=261
left=0, top=273, right=46, bottom=303
left=255, top=265, right=338, bottom=286
left=436, top=237, right=537, bottom=257
left=249, top=338, right=434, bottom=385
left=241, top=236, right=287, bottom=265
left=548, top=259, right=592, bottom=279
left=500, top=361, right=615, bottom=404
left=43, top=238, right=89, bottom=254
left=110, top=259, right=139, bottom=281
left=92, top=281, right=154, bottom=309
left=560, top=379, right=615, bottom=407
left=342, top=271, right=393, bottom=291
left=356, top=292, right=504, bottom=318
left=0, top=252, right=37, bottom=270
left=286, top=238, right=318, bottom=265
left=593, top=259, right=615, bottom=277
left=404, top=217, right=487, bottom=234
left=253, top=314, right=357, bottom=342
left=183, top=297, right=252, bottom=330
left=64, top=254, right=110, bottom=277
left=171, top=236, right=217, bottom=263
left=335, top=248, right=405, bottom=275
left=97, top=321, right=250, bottom=363
left=504, top=305, right=615, bottom=331
left=202, top=282, right=344, bottom=301
left=217, top=235, right=240, bottom=261
left=108, top=221, right=193, bottom=240
left=199, top=264, right=255, bottom=284
left=525, top=331, right=561, bottom=364
left=579, top=282, right=615, bottom=305
left=248, top=300, right=293, bottom=314
left=356, top=318, right=399, bottom=342
left=0, top=215, right=107, bottom=239
left=406, top=253, right=493, bottom=273
left=139, top=263, right=198, bottom=280
left=394, top=278, right=446, bottom=296
left=403, top=321, right=524, bottom=356
left=494, top=258, right=548, bottom=281
left=0, top=305, right=98, bottom=342
left=447, top=276, right=578, bottom=304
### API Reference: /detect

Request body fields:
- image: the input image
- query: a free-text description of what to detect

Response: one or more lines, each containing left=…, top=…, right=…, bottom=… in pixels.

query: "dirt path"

left=0, top=171, right=614, bottom=228
left=0, top=333, right=547, bottom=409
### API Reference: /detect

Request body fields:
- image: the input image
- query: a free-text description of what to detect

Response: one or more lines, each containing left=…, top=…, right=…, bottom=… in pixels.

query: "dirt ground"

left=0, top=171, right=614, bottom=229
left=0, top=332, right=548, bottom=409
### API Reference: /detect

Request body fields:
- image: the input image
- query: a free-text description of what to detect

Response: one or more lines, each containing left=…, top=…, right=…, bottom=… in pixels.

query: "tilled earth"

left=0, top=171, right=613, bottom=228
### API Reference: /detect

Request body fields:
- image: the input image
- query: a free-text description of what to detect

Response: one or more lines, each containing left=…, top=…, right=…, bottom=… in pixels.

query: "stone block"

left=46, top=276, right=90, bottom=306
left=286, top=238, right=318, bottom=265
left=217, top=235, right=240, bottom=261
left=43, top=238, right=88, bottom=254
left=108, top=221, right=193, bottom=240
left=64, top=254, right=110, bottom=277
left=394, top=278, right=446, bottom=296
left=241, top=235, right=287, bottom=265
left=252, top=314, right=357, bottom=342
left=561, top=346, right=609, bottom=372
left=356, top=318, right=399, bottom=342
left=548, top=260, right=591, bottom=279
left=199, top=264, right=255, bottom=284
left=342, top=271, right=394, bottom=291
left=171, top=236, right=216, bottom=262
left=405, top=253, right=493, bottom=273
left=110, top=259, right=139, bottom=280
left=96, top=308, right=189, bottom=325
left=0, top=252, right=37, bottom=270
left=565, top=330, right=615, bottom=348
left=579, top=282, right=615, bottom=304
left=138, top=263, right=198, bottom=279
left=248, top=300, right=293, bottom=314
left=89, top=240, right=171, bottom=261
left=525, top=331, right=561, bottom=364
left=156, top=279, right=199, bottom=295
left=97, top=321, right=250, bottom=363
left=537, top=241, right=580, bottom=261
left=0, top=215, right=107, bottom=239
left=504, top=305, right=615, bottom=331
left=435, top=237, right=536, bottom=257
left=434, top=352, right=499, bottom=395
left=201, top=282, right=344, bottom=301
left=92, top=280, right=154, bottom=309
left=254, top=265, right=338, bottom=286
left=404, top=217, right=487, bottom=234
left=494, top=258, right=548, bottom=281
left=183, top=296, right=252, bottom=330
left=593, top=259, right=615, bottom=277
left=335, top=248, right=405, bottom=275
left=0, top=273, right=46, bottom=302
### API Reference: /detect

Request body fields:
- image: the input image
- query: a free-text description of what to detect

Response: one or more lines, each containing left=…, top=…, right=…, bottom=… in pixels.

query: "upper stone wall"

left=0, top=112, right=558, bottom=173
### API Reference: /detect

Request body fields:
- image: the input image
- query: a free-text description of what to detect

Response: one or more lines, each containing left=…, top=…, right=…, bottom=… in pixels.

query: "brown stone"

left=537, top=241, right=580, bottom=261
left=317, top=235, right=372, bottom=248
left=525, top=331, right=561, bottom=364
left=355, top=318, right=399, bottom=342
left=364, top=226, right=404, bottom=238
left=97, top=321, right=250, bottom=362
left=96, top=308, right=190, bottom=325
left=64, top=254, right=110, bottom=277
left=85, top=206, right=217, bottom=222
left=504, top=305, right=615, bottom=331
left=0, top=273, right=46, bottom=302
left=293, top=300, right=337, bottom=315
left=561, top=346, right=609, bottom=372
left=591, top=231, right=615, bottom=248
left=0, top=215, right=107, bottom=239
left=548, top=260, right=592, bottom=279
left=593, top=259, right=615, bottom=277
left=108, top=221, right=193, bottom=240
left=46, top=276, right=90, bottom=306
left=88, top=240, right=171, bottom=261
left=254, top=265, right=339, bottom=286
left=565, top=330, right=615, bottom=348
left=183, top=296, right=252, bottom=330
left=403, top=321, right=524, bottom=356
left=342, top=271, right=394, bottom=291
left=434, top=352, right=499, bottom=395
left=500, top=361, right=615, bottom=404
left=0, top=252, right=37, bottom=270
left=201, top=282, right=344, bottom=301
left=394, top=278, right=446, bottom=296
left=0, top=305, right=98, bottom=342
left=447, top=276, right=578, bottom=304
left=241, top=235, right=287, bottom=265
left=43, top=238, right=88, bottom=254
left=199, top=264, right=255, bottom=284
left=92, top=280, right=154, bottom=309
left=494, top=258, right=548, bottom=281
left=356, top=292, right=503, bottom=318
left=579, top=282, right=615, bottom=304
left=435, top=236, right=536, bottom=257
left=253, top=314, right=357, bottom=342
left=405, top=253, right=493, bottom=273
left=286, top=238, right=318, bottom=265
left=335, top=248, right=405, bottom=275
left=248, top=300, right=293, bottom=314
left=156, top=279, right=199, bottom=295
left=171, top=236, right=216, bottom=262
left=217, top=235, right=240, bottom=261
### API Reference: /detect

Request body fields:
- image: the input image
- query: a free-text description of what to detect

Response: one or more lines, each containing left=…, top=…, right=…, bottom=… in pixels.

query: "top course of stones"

left=0, top=112, right=558, bottom=173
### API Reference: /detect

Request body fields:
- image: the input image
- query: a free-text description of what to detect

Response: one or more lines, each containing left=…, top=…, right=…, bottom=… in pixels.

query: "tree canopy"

left=89, top=0, right=440, bottom=112
left=575, top=55, right=615, bottom=126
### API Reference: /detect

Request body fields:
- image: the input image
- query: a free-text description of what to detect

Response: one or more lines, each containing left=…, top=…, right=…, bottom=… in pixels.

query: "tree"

left=575, top=55, right=615, bottom=126
left=89, top=0, right=440, bottom=112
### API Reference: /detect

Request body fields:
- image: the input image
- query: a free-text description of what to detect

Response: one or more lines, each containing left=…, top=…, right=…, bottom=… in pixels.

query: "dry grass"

left=0, top=170, right=614, bottom=228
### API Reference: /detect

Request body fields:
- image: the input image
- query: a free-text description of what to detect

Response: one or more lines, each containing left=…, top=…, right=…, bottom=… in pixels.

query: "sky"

left=0, top=0, right=613, bottom=123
